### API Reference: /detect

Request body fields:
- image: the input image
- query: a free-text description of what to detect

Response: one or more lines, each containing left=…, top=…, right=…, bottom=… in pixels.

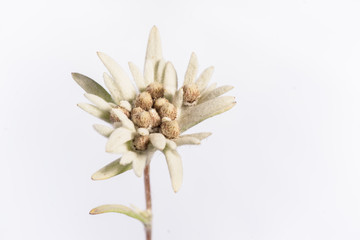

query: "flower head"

left=73, top=26, right=235, bottom=192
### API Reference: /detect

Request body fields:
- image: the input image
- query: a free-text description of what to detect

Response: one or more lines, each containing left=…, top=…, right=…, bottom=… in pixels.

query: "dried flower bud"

left=146, top=82, right=164, bottom=99
left=149, top=109, right=161, bottom=127
left=183, top=84, right=200, bottom=103
left=109, top=106, right=130, bottom=123
left=133, top=135, right=150, bottom=151
left=131, top=107, right=144, bottom=116
left=131, top=107, right=143, bottom=123
left=159, top=102, right=177, bottom=120
left=153, top=97, right=169, bottom=111
left=132, top=111, right=152, bottom=128
left=160, top=120, right=180, bottom=139
left=134, top=92, right=153, bottom=110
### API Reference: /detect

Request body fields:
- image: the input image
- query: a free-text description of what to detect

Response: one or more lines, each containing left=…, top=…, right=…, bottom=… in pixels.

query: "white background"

left=1, top=0, right=360, bottom=239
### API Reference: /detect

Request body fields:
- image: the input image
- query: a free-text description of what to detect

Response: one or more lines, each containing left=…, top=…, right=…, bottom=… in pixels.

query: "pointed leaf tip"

left=71, top=72, right=113, bottom=103
left=184, top=52, right=199, bottom=85
left=146, top=26, right=163, bottom=62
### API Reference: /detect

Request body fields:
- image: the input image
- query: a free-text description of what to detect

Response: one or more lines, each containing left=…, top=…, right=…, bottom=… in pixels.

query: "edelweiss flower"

left=73, top=26, right=235, bottom=192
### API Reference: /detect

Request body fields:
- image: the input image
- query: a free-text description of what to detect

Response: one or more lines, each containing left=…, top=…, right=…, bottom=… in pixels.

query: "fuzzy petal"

left=111, top=108, right=135, bottom=131
left=107, top=142, right=129, bottom=154
left=120, top=151, right=138, bottom=165
left=178, top=96, right=236, bottom=132
left=166, top=139, right=177, bottom=150
left=91, top=159, right=132, bottom=180
left=181, top=132, right=212, bottom=140
left=164, top=148, right=183, bottom=193
left=128, top=62, right=146, bottom=92
left=172, top=88, right=184, bottom=109
left=145, top=26, right=163, bottom=62
left=77, top=103, right=110, bottom=122
left=173, top=136, right=200, bottom=146
left=132, top=153, right=147, bottom=177
left=93, top=124, right=114, bottom=137
left=163, top=62, right=178, bottom=100
left=155, top=59, right=166, bottom=83
left=97, top=52, right=136, bottom=101
left=183, top=52, right=198, bottom=85
left=200, top=82, right=217, bottom=99
left=103, top=72, right=123, bottom=104
left=195, top=67, right=214, bottom=93
left=144, top=59, right=155, bottom=85
left=198, top=85, right=234, bottom=104
left=84, top=93, right=112, bottom=111
left=106, top=128, right=134, bottom=153
left=149, top=133, right=166, bottom=150
left=71, top=73, right=113, bottom=103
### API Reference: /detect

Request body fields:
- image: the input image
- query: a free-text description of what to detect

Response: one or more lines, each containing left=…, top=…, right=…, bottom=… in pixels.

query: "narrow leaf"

left=163, top=62, right=178, bottom=100
left=178, top=96, right=236, bottom=132
left=181, top=132, right=212, bottom=140
left=91, top=159, right=132, bottom=180
left=155, top=59, right=166, bottom=83
left=195, top=67, right=214, bottom=93
left=84, top=93, right=112, bottom=111
left=173, top=136, right=200, bottom=146
left=184, top=52, right=198, bottom=85
left=198, top=85, right=234, bottom=104
left=97, top=52, right=136, bottom=101
left=164, top=148, right=183, bottom=193
left=199, top=82, right=217, bottom=99
left=111, top=108, right=135, bottom=131
left=128, top=62, right=146, bottom=91
left=103, top=72, right=123, bottom=105
left=93, top=124, right=114, bottom=137
left=132, top=153, right=147, bottom=177
left=89, top=204, right=150, bottom=224
left=71, top=73, right=113, bottom=103
left=145, top=26, right=163, bottom=62
left=144, top=59, right=155, bottom=85
left=77, top=103, right=110, bottom=122
left=172, top=88, right=184, bottom=109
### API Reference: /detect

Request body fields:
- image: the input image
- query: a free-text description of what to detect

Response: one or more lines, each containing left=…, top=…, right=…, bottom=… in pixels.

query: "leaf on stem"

left=89, top=204, right=151, bottom=225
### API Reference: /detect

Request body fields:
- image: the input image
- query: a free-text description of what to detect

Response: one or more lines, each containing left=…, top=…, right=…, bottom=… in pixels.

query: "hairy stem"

left=144, top=165, right=152, bottom=240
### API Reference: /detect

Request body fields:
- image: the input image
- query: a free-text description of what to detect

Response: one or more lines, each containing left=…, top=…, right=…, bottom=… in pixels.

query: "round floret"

left=183, top=84, right=200, bottom=103
left=153, top=97, right=169, bottom=111
left=133, top=135, right=150, bottom=151
left=132, top=111, right=152, bottom=128
left=159, top=102, right=177, bottom=120
left=146, top=82, right=164, bottom=99
left=135, top=92, right=153, bottom=110
left=160, top=120, right=180, bottom=139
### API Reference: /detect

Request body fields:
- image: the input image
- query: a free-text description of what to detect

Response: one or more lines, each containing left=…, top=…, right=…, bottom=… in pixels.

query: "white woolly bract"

left=93, top=124, right=114, bottom=137
left=97, top=52, right=136, bottom=101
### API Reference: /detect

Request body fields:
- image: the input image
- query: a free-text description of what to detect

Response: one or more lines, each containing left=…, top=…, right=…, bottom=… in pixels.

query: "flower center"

left=111, top=82, right=180, bottom=151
